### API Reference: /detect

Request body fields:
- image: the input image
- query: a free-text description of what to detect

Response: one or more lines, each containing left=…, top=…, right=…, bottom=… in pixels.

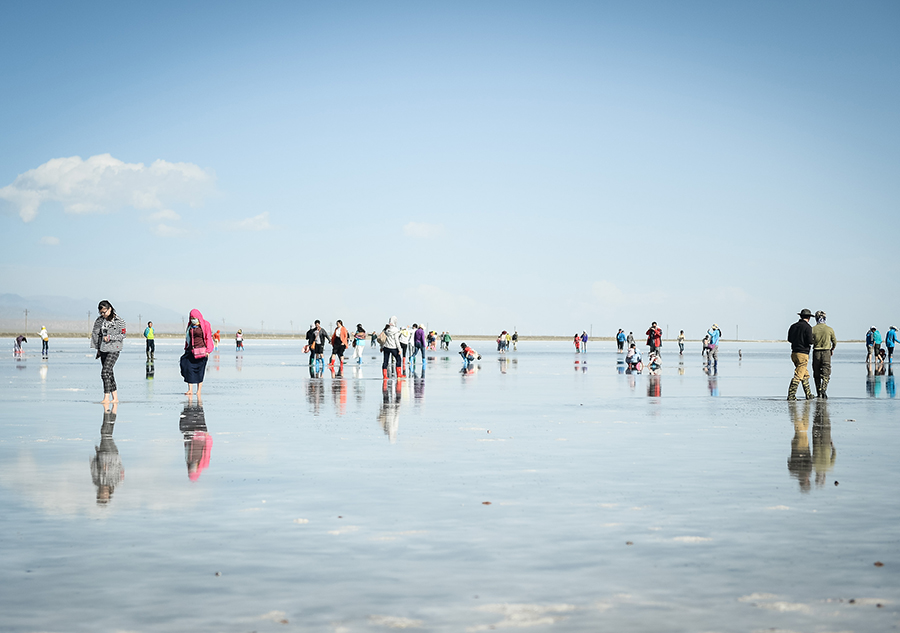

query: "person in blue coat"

left=886, top=326, right=898, bottom=364
left=872, top=327, right=883, bottom=363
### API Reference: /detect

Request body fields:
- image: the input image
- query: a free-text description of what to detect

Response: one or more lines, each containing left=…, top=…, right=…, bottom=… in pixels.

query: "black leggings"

left=383, top=347, right=402, bottom=370
left=99, top=351, right=119, bottom=393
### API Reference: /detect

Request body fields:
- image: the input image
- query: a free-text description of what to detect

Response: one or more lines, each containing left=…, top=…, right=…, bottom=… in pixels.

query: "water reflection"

left=145, top=360, right=155, bottom=380
left=91, top=404, right=124, bottom=505
left=811, top=401, right=836, bottom=487
left=866, top=364, right=894, bottom=398
left=306, top=374, right=325, bottom=415
left=179, top=401, right=212, bottom=481
left=788, top=400, right=837, bottom=493
left=351, top=366, right=366, bottom=404
left=412, top=365, right=425, bottom=402
left=330, top=365, right=348, bottom=416
left=704, top=365, right=719, bottom=396
left=378, top=379, right=402, bottom=442
left=787, top=402, right=812, bottom=492
left=574, top=358, right=587, bottom=373
left=647, top=374, right=661, bottom=397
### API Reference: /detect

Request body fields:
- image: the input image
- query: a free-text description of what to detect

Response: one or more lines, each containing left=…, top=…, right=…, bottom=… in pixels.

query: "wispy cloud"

left=153, top=223, right=184, bottom=237
left=232, top=212, right=272, bottom=231
left=0, top=153, right=215, bottom=222
left=403, top=222, right=444, bottom=239
left=39, top=236, right=60, bottom=246
left=148, top=209, right=181, bottom=221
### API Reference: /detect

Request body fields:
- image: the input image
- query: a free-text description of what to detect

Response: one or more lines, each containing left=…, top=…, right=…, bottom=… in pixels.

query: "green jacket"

left=812, top=323, right=836, bottom=351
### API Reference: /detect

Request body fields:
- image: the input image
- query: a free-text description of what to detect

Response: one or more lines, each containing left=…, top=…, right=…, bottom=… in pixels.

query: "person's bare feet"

left=111, top=391, right=118, bottom=403
left=101, top=395, right=110, bottom=405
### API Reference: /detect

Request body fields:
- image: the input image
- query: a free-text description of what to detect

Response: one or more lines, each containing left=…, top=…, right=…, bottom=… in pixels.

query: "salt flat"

left=1, top=339, right=897, bottom=632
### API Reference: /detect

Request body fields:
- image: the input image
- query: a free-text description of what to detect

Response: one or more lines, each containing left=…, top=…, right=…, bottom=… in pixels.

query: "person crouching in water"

left=625, top=343, right=642, bottom=371
left=460, top=342, right=481, bottom=365
left=180, top=309, right=215, bottom=398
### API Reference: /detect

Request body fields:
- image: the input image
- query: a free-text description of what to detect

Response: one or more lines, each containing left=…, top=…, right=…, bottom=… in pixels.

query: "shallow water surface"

left=1, top=340, right=897, bottom=632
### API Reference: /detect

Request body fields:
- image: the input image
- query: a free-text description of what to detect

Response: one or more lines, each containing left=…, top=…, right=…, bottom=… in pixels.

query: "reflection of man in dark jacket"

left=787, top=309, right=815, bottom=400
left=788, top=400, right=812, bottom=493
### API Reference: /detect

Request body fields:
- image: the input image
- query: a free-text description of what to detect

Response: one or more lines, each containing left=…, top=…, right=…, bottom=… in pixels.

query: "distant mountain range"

left=0, top=293, right=185, bottom=333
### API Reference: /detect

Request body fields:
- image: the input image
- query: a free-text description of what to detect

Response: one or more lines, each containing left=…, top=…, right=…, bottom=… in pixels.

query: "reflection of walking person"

left=180, top=309, right=214, bottom=398
left=787, top=400, right=812, bottom=492
left=91, top=403, right=124, bottom=505
left=180, top=401, right=212, bottom=480
left=787, top=309, right=815, bottom=401
left=91, top=300, right=126, bottom=405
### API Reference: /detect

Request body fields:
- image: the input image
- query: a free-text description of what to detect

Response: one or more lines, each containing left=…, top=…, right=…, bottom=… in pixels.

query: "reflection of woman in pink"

left=180, top=401, right=213, bottom=481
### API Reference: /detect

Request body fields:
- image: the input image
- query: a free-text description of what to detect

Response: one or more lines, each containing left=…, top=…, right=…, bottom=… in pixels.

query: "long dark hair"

left=98, top=300, right=116, bottom=321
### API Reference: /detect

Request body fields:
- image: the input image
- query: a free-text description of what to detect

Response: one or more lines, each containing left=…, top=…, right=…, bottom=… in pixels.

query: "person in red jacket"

left=645, top=322, right=662, bottom=353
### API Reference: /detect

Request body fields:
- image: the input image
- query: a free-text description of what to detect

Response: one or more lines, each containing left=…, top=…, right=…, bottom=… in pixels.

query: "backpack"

left=377, top=330, right=388, bottom=347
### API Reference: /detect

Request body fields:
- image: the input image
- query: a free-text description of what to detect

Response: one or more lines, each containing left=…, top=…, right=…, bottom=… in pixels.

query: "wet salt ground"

left=1, top=339, right=898, bottom=633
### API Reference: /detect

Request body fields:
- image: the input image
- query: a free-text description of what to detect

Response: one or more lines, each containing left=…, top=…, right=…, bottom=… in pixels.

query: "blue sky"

left=1, top=1, right=897, bottom=338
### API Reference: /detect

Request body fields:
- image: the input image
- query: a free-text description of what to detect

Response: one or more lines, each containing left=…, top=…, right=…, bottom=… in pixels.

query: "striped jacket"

left=91, top=316, right=127, bottom=352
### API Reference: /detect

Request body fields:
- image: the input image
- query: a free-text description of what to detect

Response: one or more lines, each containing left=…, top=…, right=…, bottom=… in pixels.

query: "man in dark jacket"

left=787, top=309, right=815, bottom=400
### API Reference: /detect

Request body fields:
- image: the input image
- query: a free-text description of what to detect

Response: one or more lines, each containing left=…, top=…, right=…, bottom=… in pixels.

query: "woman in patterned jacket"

left=91, top=300, right=127, bottom=405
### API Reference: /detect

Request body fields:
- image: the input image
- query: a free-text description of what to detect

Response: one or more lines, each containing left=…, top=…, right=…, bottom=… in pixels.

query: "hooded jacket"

left=184, top=309, right=215, bottom=355
left=383, top=316, right=401, bottom=350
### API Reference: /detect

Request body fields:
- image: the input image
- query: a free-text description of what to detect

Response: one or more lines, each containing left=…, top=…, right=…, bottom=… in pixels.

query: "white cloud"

left=402, top=221, right=444, bottom=239
left=39, top=236, right=60, bottom=246
left=232, top=212, right=272, bottom=231
left=153, top=223, right=184, bottom=237
left=0, top=153, right=215, bottom=222
left=148, top=209, right=181, bottom=221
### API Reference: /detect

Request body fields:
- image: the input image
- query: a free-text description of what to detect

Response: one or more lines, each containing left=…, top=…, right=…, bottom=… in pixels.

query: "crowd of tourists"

left=12, top=302, right=899, bottom=404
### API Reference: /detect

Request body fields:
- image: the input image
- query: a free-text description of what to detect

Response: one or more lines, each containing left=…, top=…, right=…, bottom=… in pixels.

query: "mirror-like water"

left=1, top=340, right=897, bottom=632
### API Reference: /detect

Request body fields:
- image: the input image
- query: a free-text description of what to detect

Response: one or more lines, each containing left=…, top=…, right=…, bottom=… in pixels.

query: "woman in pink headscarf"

left=180, top=308, right=215, bottom=397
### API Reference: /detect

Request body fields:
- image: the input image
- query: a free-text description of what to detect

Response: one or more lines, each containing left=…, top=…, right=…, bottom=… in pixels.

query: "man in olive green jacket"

left=811, top=310, right=837, bottom=398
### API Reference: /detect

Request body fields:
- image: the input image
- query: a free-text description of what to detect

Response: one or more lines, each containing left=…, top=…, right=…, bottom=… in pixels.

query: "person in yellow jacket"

left=143, top=321, right=155, bottom=361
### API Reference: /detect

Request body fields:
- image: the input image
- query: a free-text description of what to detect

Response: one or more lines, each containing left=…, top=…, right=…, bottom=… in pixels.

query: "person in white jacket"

left=381, top=316, right=403, bottom=379
left=39, top=326, right=49, bottom=357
